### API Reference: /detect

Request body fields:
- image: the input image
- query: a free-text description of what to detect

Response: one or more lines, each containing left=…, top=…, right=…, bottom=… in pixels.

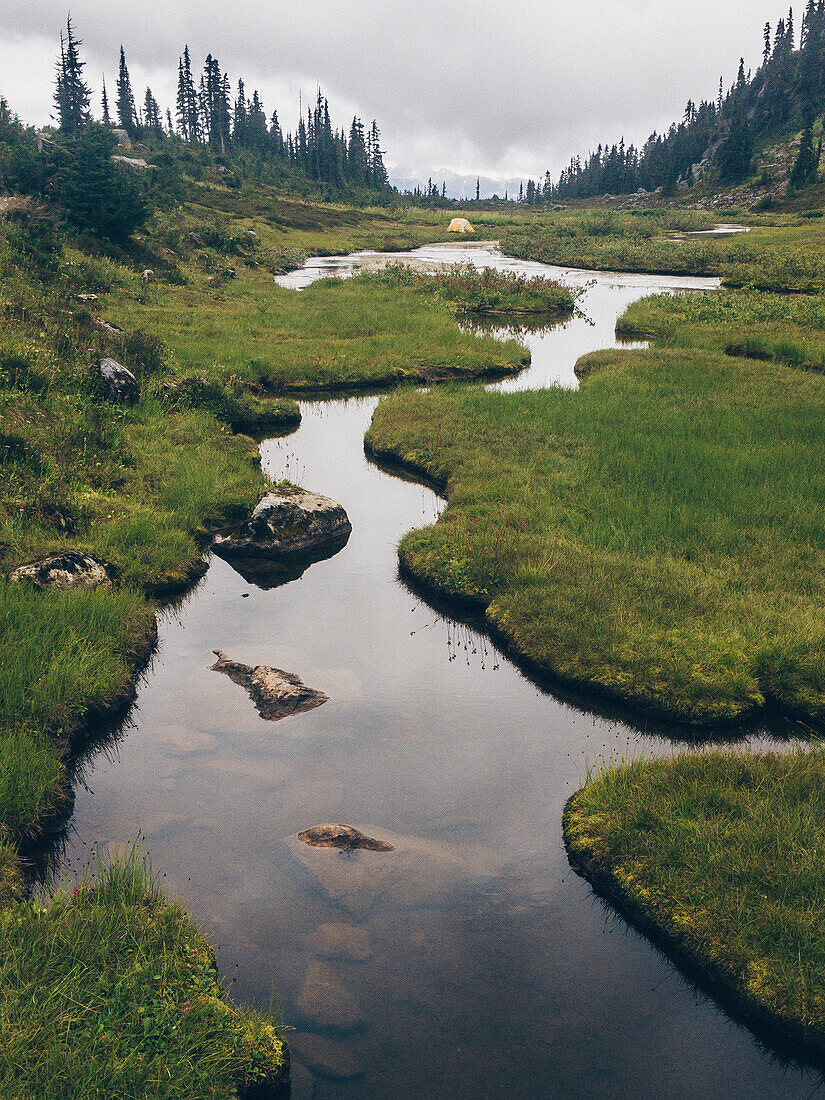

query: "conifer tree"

left=143, top=87, right=163, bottom=135
left=233, top=79, right=248, bottom=146
left=176, top=47, right=200, bottom=142
left=717, top=109, right=753, bottom=182
left=101, top=77, right=111, bottom=126
left=791, top=112, right=821, bottom=187
left=268, top=106, right=284, bottom=156
left=54, top=17, right=91, bottom=133
left=368, top=120, right=387, bottom=188
left=116, top=46, right=138, bottom=137
left=348, top=117, right=368, bottom=186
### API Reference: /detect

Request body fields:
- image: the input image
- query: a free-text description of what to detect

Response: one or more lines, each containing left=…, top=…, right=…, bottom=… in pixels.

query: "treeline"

left=522, top=1, right=825, bottom=202
left=53, top=16, right=389, bottom=192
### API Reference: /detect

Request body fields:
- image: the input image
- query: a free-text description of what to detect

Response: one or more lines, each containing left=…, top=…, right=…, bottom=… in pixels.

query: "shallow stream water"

left=42, top=243, right=824, bottom=1098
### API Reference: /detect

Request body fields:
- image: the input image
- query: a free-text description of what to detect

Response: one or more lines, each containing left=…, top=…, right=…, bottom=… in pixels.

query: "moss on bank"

left=366, top=346, right=825, bottom=726
left=0, top=848, right=287, bottom=1098
left=564, top=750, right=825, bottom=1062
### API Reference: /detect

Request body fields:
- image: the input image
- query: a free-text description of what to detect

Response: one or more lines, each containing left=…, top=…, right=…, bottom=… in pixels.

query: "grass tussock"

left=0, top=581, right=154, bottom=833
left=564, top=749, right=825, bottom=1057
left=0, top=845, right=287, bottom=1098
left=366, top=348, right=825, bottom=725
left=356, top=261, right=577, bottom=315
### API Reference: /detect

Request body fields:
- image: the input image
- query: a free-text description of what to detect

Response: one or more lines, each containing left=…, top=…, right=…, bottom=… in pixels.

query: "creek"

left=41, top=242, right=823, bottom=1098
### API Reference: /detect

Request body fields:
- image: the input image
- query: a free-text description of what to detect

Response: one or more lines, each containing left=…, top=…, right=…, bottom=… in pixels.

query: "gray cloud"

left=1, top=1, right=783, bottom=184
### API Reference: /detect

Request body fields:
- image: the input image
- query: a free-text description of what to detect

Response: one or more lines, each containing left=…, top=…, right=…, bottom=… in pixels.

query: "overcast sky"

left=1, top=1, right=783, bottom=188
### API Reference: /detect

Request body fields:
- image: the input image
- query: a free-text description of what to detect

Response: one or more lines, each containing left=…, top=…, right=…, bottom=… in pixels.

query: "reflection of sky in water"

left=40, top=248, right=823, bottom=1100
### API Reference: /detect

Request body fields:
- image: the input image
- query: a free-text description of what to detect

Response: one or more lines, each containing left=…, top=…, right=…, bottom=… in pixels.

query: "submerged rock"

left=11, top=550, right=113, bottom=591
left=298, top=824, right=395, bottom=852
left=98, top=357, right=139, bottom=403
left=211, top=487, right=351, bottom=564
left=296, top=960, right=367, bottom=1034
left=210, top=650, right=327, bottom=721
left=308, top=922, right=372, bottom=963
left=290, top=1033, right=363, bottom=1082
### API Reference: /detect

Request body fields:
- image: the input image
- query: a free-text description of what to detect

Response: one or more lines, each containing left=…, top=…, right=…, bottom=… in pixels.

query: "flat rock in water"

left=298, top=824, right=394, bottom=852
left=210, top=650, right=327, bottom=721
left=98, top=357, right=139, bottom=403
left=290, top=1033, right=363, bottom=1082
left=296, top=960, right=367, bottom=1034
left=11, top=550, right=113, bottom=591
left=212, top=487, right=351, bottom=563
left=308, top=922, right=372, bottom=962
left=286, top=826, right=502, bottom=919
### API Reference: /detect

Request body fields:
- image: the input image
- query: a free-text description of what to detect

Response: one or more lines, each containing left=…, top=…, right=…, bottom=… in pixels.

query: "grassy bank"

left=366, top=346, right=825, bottom=726
left=500, top=208, right=825, bottom=292
left=619, top=283, right=825, bottom=375
left=100, top=258, right=528, bottom=396
left=0, top=206, right=295, bottom=1089
left=1, top=847, right=287, bottom=1097
left=564, top=749, right=825, bottom=1061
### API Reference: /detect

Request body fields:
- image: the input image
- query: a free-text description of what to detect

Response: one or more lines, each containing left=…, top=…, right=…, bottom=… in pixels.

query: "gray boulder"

left=212, top=487, right=351, bottom=562
left=11, top=550, right=113, bottom=591
left=98, top=358, right=139, bottom=403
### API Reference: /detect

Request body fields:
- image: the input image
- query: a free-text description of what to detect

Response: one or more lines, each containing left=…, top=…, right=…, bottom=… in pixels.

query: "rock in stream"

left=210, top=650, right=328, bottom=721
left=298, top=824, right=395, bottom=852
left=212, top=487, right=351, bottom=565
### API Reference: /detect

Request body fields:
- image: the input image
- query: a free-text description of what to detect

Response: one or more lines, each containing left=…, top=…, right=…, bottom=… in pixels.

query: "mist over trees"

left=520, top=2, right=825, bottom=202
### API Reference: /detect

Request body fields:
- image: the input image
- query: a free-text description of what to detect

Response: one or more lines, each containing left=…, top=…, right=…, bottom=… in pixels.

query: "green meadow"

left=366, top=343, right=825, bottom=725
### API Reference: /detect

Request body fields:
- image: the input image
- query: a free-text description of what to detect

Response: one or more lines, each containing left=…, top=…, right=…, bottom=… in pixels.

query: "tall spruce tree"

left=116, top=47, right=138, bottom=136
left=143, top=88, right=163, bottom=135
left=368, top=120, right=387, bottom=188
left=53, top=17, right=91, bottom=133
left=233, top=79, right=248, bottom=146
left=101, top=77, right=111, bottom=126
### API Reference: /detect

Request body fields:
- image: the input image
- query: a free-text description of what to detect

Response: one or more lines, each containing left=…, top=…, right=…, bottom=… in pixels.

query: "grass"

left=619, top=283, right=825, bottom=375
left=500, top=208, right=825, bottom=292
left=102, top=261, right=528, bottom=394
left=366, top=347, right=825, bottom=725
left=356, top=261, right=578, bottom=315
left=0, top=845, right=287, bottom=1098
left=564, top=749, right=825, bottom=1061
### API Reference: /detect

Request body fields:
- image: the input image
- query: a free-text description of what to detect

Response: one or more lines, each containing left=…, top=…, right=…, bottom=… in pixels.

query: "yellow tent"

left=447, top=218, right=474, bottom=233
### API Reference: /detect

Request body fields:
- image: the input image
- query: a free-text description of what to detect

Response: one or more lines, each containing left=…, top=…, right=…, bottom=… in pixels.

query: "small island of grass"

left=564, top=749, right=825, bottom=1062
